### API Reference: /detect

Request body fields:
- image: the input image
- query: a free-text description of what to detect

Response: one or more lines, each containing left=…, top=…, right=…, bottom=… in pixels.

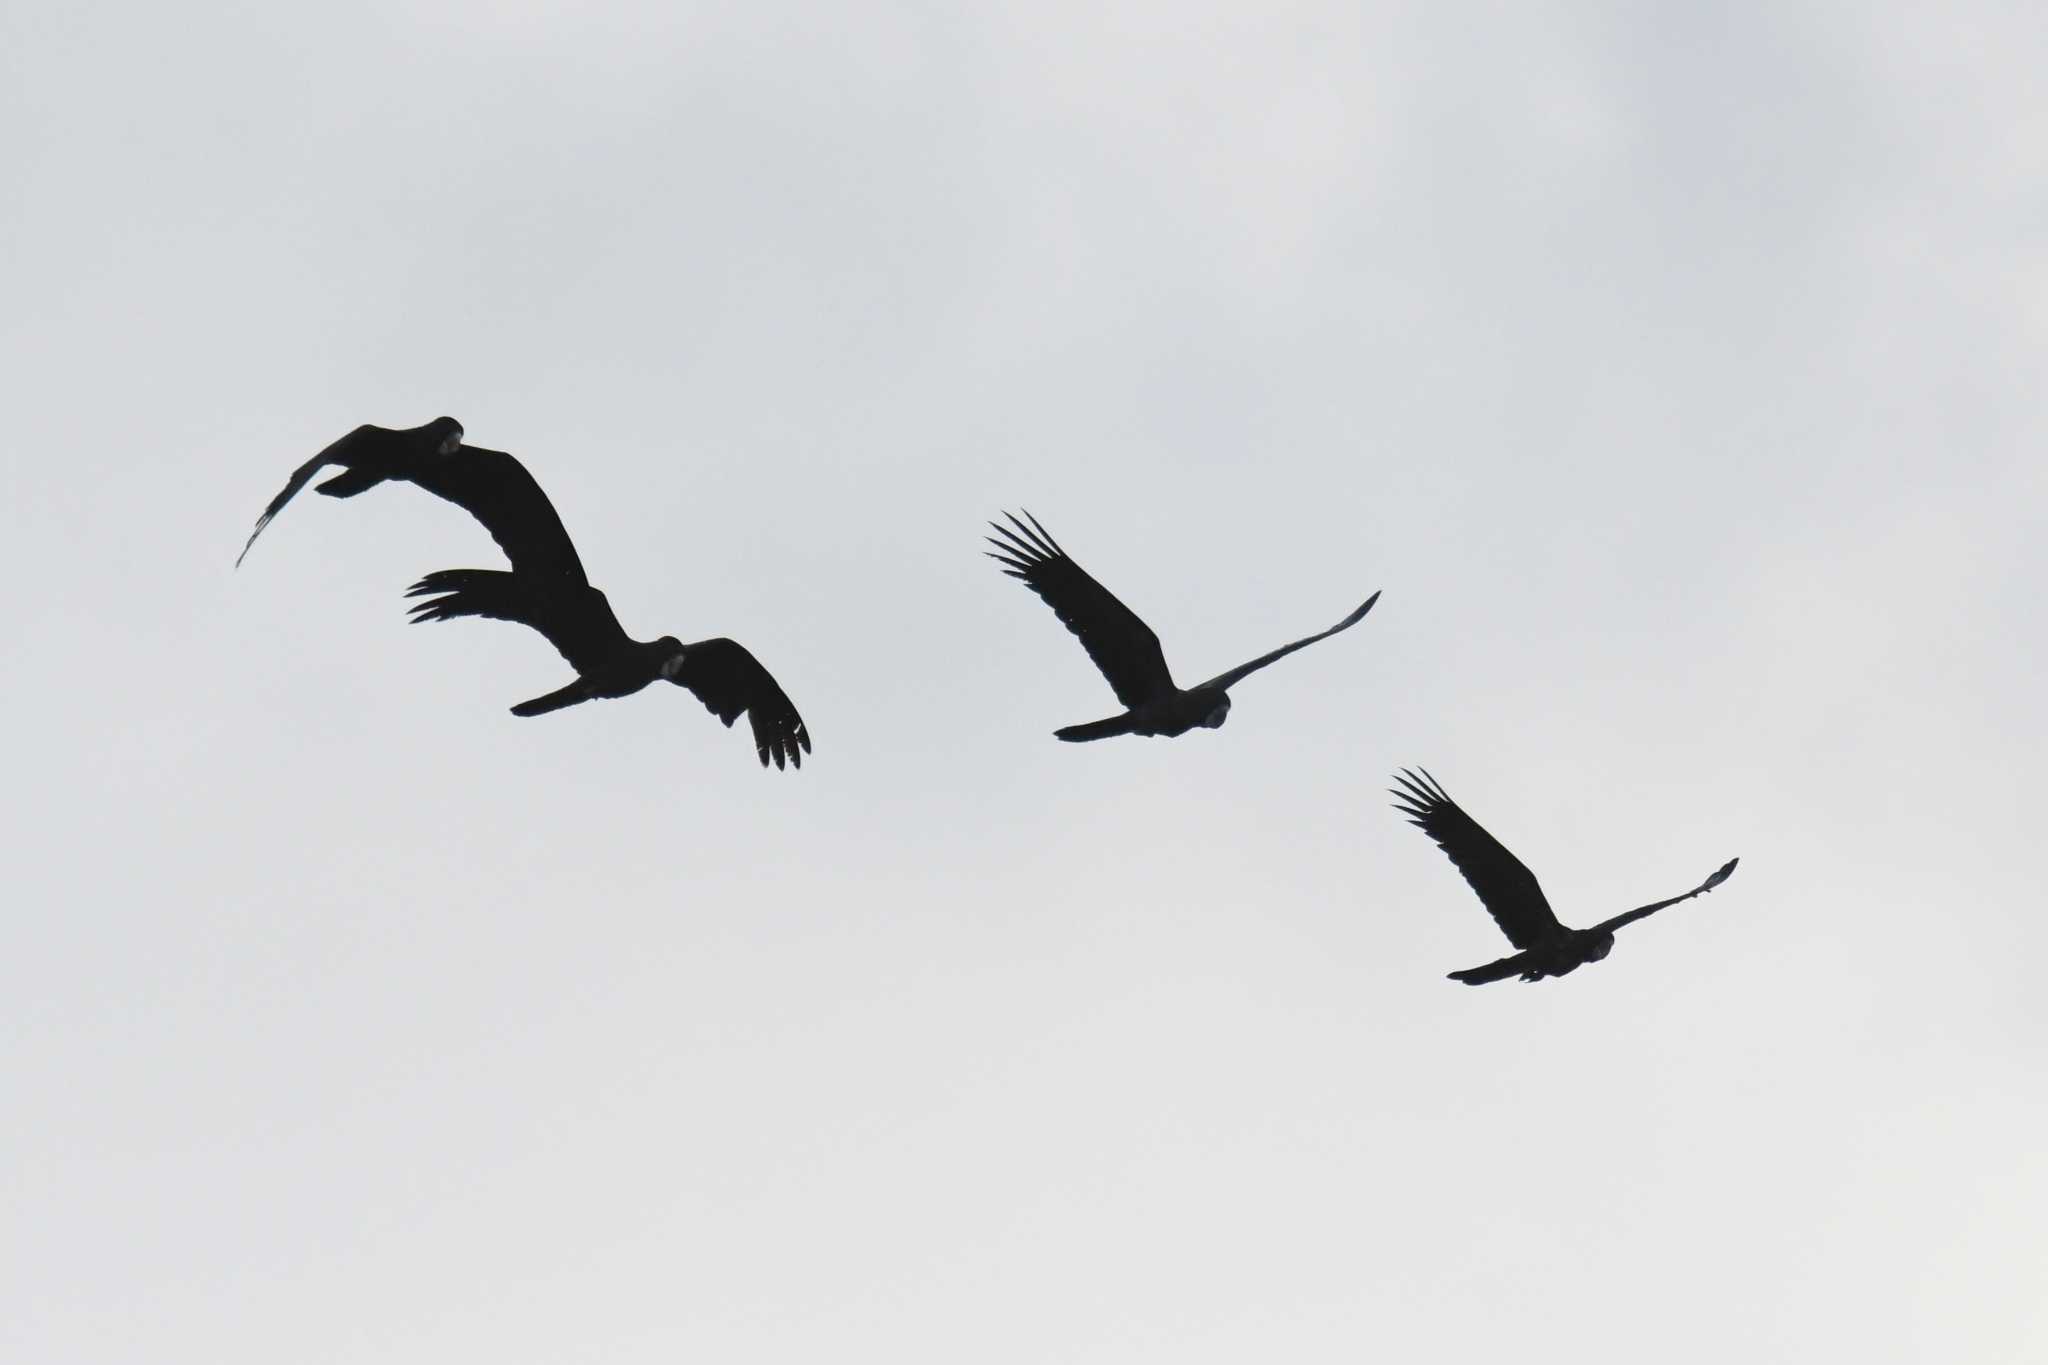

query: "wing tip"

left=233, top=516, right=272, bottom=568
left=1390, top=766, right=1446, bottom=810
left=988, top=509, right=1063, bottom=562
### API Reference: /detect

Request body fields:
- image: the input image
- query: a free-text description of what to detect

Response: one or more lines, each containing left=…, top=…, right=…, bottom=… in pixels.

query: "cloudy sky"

left=5, top=2, right=2044, bottom=1360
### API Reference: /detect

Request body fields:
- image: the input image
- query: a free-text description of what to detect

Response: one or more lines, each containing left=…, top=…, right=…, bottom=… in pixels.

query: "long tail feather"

left=1054, top=713, right=1138, bottom=742
left=1447, top=952, right=1530, bottom=985
left=510, top=681, right=589, bottom=717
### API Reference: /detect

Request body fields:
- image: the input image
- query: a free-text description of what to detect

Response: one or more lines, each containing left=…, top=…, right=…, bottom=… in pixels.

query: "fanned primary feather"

left=988, top=509, right=1378, bottom=742
left=1391, top=767, right=1738, bottom=985
left=1390, top=768, right=1560, bottom=950
left=402, top=569, right=628, bottom=675
left=240, top=417, right=811, bottom=770
left=985, top=511, right=1174, bottom=708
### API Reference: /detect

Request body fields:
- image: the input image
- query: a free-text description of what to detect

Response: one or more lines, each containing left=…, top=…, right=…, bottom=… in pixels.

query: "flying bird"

left=986, top=510, right=1378, bottom=741
left=238, top=417, right=811, bottom=769
left=1391, top=768, right=1736, bottom=984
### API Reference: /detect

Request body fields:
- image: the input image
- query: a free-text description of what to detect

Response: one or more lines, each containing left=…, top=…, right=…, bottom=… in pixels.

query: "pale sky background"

left=4, top=2, right=2045, bottom=1361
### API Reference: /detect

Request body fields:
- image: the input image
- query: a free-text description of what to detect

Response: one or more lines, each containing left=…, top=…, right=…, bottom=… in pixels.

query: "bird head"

left=424, top=415, right=464, bottom=456
left=1584, top=932, right=1614, bottom=963
left=1200, top=693, right=1232, bottom=729
left=656, top=637, right=688, bottom=680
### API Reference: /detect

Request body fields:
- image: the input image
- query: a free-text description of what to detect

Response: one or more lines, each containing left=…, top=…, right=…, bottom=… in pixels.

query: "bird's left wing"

left=405, top=445, right=591, bottom=585
left=1588, top=858, right=1740, bottom=936
left=405, top=569, right=631, bottom=677
left=1193, top=591, right=1380, bottom=693
left=672, top=638, right=812, bottom=770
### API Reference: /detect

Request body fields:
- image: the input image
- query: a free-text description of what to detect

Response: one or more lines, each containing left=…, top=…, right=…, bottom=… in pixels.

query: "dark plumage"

left=986, top=511, right=1378, bottom=741
left=1390, top=768, right=1736, bottom=984
left=239, top=417, right=811, bottom=769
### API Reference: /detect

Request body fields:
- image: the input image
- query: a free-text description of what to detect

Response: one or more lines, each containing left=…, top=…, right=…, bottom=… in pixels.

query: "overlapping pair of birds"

left=240, top=417, right=1739, bottom=986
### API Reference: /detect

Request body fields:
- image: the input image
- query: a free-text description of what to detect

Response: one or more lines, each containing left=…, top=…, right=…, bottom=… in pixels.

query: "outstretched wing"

left=1193, top=590, right=1380, bottom=693
left=672, top=638, right=812, bottom=771
left=235, top=420, right=583, bottom=584
left=236, top=423, right=397, bottom=566
left=1391, top=768, right=1564, bottom=949
left=405, top=569, right=630, bottom=676
left=404, top=445, right=590, bottom=585
left=1588, top=858, right=1740, bottom=937
left=986, top=511, right=1175, bottom=708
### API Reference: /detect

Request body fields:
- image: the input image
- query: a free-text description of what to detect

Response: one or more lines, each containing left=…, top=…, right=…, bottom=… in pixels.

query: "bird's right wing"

left=404, top=445, right=591, bottom=585
left=405, top=569, right=631, bottom=676
left=235, top=424, right=385, bottom=566
left=671, top=638, right=813, bottom=771
left=986, top=511, right=1175, bottom=709
left=1391, top=768, right=1565, bottom=950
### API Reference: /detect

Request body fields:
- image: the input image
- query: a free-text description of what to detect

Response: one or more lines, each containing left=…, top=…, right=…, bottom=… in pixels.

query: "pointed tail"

left=510, top=680, right=590, bottom=717
left=1447, top=952, right=1530, bottom=985
left=1054, top=713, right=1138, bottom=742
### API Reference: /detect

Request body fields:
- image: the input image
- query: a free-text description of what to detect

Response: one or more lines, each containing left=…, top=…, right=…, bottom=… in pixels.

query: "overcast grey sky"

left=4, top=2, right=2044, bottom=1360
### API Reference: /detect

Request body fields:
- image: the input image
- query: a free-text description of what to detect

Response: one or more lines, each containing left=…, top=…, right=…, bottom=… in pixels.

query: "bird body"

left=1443, top=927, right=1617, bottom=986
left=1390, top=768, right=1736, bottom=984
left=987, top=511, right=1376, bottom=742
left=241, top=419, right=811, bottom=769
left=1057, top=685, right=1232, bottom=741
left=507, top=635, right=683, bottom=717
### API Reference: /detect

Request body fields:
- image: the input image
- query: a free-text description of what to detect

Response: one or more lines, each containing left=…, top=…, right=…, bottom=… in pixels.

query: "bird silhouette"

left=986, top=510, right=1378, bottom=741
left=1390, top=768, right=1736, bottom=983
left=239, top=417, right=811, bottom=769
